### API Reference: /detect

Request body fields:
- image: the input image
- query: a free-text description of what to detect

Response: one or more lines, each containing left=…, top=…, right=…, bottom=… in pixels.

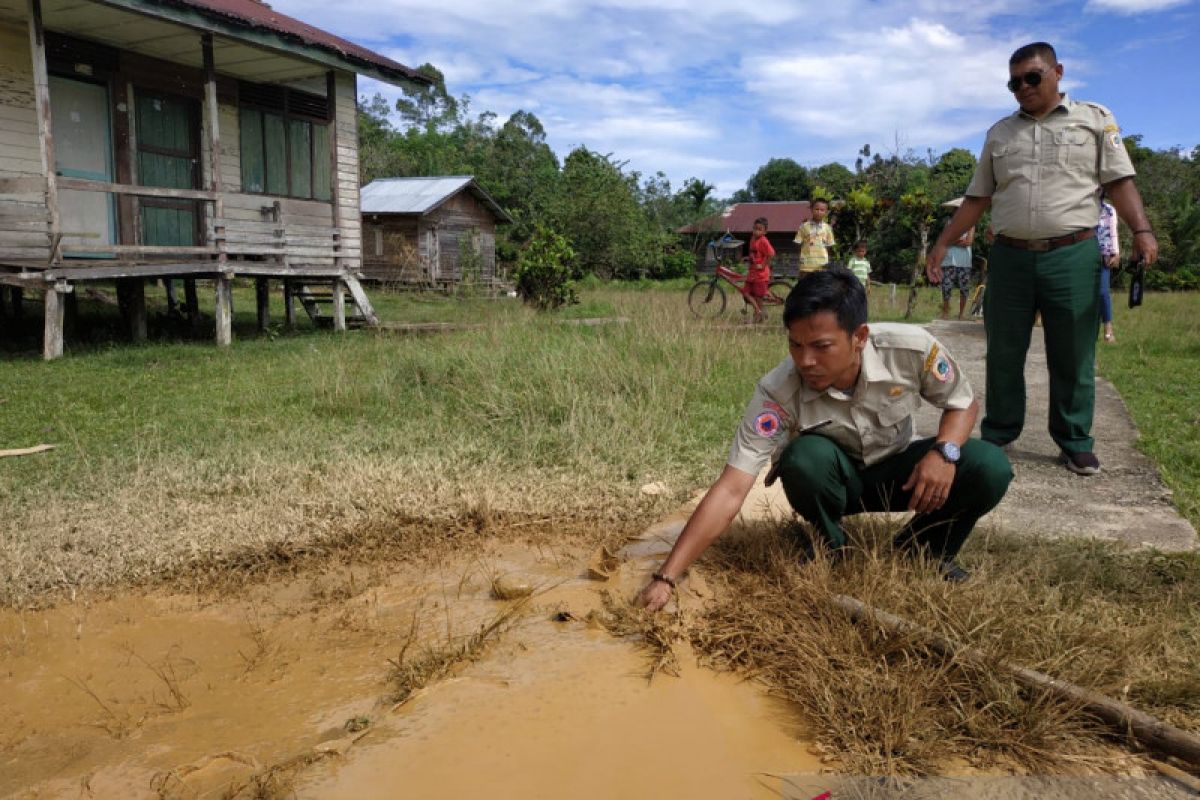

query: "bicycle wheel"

left=766, top=280, right=793, bottom=304
left=688, top=280, right=727, bottom=318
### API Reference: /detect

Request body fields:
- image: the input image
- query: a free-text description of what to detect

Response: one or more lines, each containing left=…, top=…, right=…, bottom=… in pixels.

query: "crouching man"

left=640, top=268, right=1012, bottom=612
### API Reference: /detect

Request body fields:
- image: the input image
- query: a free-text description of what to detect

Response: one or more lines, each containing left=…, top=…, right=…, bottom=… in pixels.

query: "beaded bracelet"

left=651, top=572, right=677, bottom=589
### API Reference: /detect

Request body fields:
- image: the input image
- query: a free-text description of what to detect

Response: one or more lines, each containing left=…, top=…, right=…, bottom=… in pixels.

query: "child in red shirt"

left=746, top=217, right=775, bottom=322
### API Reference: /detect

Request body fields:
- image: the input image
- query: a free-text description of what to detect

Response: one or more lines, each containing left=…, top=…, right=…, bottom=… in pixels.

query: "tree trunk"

left=905, top=223, right=929, bottom=320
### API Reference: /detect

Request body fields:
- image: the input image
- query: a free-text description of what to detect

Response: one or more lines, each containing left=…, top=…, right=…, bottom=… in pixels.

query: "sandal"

left=1103, top=332, right=1116, bottom=343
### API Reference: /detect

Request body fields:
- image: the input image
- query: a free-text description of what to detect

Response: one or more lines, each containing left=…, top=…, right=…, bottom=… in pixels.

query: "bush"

left=654, top=248, right=696, bottom=280
left=513, top=225, right=579, bottom=310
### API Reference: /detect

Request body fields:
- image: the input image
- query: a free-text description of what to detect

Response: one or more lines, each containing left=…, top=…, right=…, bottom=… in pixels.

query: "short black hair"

left=810, top=198, right=830, bottom=208
left=782, top=267, right=867, bottom=333
left=753, top=216, right=769, bottom=228
left=854, top=239, right=867, bottom=249
left=1010, top=42, right=1057, bottom=66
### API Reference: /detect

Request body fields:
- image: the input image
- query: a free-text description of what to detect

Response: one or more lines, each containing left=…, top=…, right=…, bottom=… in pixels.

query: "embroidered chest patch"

left=754, top=411, right=782, bottom=437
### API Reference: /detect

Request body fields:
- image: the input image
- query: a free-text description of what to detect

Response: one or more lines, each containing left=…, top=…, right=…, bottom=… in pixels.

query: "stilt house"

left=0, top=0, right=428, bottom=358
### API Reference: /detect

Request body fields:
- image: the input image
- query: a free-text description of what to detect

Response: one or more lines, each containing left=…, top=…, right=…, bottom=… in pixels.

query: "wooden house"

left=677, top=201, right=814, bottom=276
left=0, top=0, right=429, bottom=358
left=359, top=176, right=512, bottom=287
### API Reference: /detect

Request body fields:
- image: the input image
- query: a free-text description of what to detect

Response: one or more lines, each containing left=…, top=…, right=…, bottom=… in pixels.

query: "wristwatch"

left=934, top=441, right=961, bottom=464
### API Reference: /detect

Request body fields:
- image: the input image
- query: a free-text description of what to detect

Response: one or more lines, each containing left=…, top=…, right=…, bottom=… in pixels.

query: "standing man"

left=639, top=269, right=1013, bottom=612
left=927, top=42, right=1158, bottom=476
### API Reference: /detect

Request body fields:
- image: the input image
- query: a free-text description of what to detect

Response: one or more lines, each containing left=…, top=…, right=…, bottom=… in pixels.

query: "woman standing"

left=1097, top=193, right=1119, bottom=343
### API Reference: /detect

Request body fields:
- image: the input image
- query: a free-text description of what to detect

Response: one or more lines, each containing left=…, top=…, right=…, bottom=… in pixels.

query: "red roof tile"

left=677, top=202, right=813, bottom=235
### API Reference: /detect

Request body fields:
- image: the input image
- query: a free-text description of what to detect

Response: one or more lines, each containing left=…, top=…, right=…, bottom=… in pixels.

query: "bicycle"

left=688, top=262, right=793, bottom=320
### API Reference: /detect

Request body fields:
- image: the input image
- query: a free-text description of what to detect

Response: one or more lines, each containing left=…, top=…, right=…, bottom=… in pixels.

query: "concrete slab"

left=922, top=319, right=1196, bottom=551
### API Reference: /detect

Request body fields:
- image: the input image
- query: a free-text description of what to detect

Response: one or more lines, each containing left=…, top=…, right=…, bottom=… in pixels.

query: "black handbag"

left=1128, top=257, right=1145, bottom=309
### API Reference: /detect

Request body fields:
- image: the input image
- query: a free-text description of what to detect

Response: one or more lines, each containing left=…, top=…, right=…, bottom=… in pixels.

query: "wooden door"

left=135, top=91, right=199, bottom=247
left=49, top=75, right=115, bottom=256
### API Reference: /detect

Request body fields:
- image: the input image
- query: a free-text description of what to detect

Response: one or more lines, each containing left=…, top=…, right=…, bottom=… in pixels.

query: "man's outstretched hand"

left=639, top=579, right=672, bottom=613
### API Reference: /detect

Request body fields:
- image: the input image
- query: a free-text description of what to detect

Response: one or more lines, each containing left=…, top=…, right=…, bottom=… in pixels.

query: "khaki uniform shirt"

left=965, top=95, right=1137, bottom=239
left=727, top=323, right=975, bottom=475
left=794, top=221, right=835, bottom=270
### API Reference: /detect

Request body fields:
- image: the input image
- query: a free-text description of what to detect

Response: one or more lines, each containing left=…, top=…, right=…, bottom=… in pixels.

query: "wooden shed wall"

left=429, top=191, right=497, bottom=281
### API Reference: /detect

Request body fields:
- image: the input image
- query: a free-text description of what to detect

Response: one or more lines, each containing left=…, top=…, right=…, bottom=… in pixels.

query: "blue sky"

left=277, top=0, right=1199, bottom=198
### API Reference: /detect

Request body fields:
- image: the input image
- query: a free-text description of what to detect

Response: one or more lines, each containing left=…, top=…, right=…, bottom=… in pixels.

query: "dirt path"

left=924, top=319, right=1196, bottom=551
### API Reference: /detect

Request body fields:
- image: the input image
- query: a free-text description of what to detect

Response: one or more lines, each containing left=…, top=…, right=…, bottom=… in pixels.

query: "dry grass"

left=623, top=516, right=1200, bottom=776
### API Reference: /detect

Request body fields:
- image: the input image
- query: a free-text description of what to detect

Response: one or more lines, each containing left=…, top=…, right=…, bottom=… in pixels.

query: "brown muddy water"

left=0, top=534, right=824, bottom=799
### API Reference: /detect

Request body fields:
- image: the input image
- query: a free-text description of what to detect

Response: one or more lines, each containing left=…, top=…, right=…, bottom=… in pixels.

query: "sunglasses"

left=1007, top=68, right=1048, bottom=93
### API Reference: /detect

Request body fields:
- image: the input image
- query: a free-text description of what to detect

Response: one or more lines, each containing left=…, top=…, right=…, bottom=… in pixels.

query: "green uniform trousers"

left=776, top=435, right=1013, bottom=561
left=982, top=238, right=1101, bottom=453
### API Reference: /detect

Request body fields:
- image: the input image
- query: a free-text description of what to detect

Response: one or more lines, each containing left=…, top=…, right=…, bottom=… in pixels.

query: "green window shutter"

left=289, top=119, right=312, bottom=199
left=312, top=123, right=331, bottom=201
left=264, top=112, right=288, bottom=196
left=239, top=108, right=264, bottom=193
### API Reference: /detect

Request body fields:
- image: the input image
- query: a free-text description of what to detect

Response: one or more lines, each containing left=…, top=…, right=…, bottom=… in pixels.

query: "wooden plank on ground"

left=0, top=444, right=56, bottom=458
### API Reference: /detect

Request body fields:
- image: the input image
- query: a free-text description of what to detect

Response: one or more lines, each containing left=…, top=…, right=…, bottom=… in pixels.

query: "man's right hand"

left=639, top=578, right=673, bottom=612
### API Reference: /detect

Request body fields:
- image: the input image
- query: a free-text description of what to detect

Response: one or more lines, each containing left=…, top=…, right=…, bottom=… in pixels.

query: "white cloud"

left=274, top=1, right=1170, bottom=195
left=1085, top=0, right=1192, bottom=11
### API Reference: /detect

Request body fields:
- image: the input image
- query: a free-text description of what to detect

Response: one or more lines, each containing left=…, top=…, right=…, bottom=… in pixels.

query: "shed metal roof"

left=360, top=177, right=513, bottom=224
left=677, top=202, right=812, bottom=235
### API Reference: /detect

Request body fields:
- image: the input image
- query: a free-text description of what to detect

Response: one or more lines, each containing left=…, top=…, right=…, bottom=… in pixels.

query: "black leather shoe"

left=939, top=560, right=971, bottom=583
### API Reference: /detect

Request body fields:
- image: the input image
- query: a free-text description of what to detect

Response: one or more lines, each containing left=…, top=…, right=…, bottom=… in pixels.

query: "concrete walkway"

left=922, top=319, right=1195, bottom=551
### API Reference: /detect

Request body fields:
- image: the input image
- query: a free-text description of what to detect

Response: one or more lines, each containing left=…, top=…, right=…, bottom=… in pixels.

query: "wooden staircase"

left=293, top=275, right=379, bottom=329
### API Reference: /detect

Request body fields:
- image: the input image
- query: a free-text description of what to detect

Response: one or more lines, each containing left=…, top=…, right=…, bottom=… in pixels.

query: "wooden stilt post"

left=202, top=33, right=230, bottom=348
left=332, top=279, right=346, bottom=331
left=116, top=278, right=146, bottom=341
left=255, top=277, right=269, bottom=332
left=214, top=277, right=232, bottom=346
left=64, top=288, right=77, bottom=338
left=184, top=279, right=199, bottom=326
left=42, top=282, right=66, bottom=360
left=283, top=279, right=296, bottom=329
left=27, top=0, right=60, bottom=265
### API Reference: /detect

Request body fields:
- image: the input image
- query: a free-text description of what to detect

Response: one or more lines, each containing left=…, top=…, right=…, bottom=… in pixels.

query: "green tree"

left=745, top=158, right=812, bottom=201
left=928, top=148, right=977, bottom=205
left=811, top=162, right=856, bottom=199
left=395, top=63, right=461, bottom=132
left=553, top=148, right=662, bottom=279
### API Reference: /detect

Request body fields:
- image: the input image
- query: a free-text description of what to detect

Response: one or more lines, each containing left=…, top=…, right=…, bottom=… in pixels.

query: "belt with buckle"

left=995, top=229, right=1095, bottom=253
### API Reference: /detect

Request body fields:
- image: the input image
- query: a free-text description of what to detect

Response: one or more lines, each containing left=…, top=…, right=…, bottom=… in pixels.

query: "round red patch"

left=754, top=411, right=782, bottom=437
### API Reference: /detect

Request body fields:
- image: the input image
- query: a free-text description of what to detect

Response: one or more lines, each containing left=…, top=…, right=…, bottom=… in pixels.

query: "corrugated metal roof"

left=360, top=177, right=512, bottom=223
left=677, top=202, right=812, bottom=234
left=107, top=0, right=427, bottom=86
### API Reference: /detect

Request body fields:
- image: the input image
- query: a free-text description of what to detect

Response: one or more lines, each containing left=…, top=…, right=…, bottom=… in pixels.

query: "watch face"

left=940, top=442, right=961, bottom=462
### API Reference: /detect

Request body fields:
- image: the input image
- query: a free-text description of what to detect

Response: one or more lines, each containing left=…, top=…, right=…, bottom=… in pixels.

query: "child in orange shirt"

left=746, top=216, right=775, bottom=322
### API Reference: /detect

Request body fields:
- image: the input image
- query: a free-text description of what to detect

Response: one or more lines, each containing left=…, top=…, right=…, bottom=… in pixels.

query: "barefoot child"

left=746, top=216, right=775, bottom=322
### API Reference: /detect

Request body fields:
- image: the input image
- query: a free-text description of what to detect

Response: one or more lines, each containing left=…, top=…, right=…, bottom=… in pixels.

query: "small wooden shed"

left=359, top=176, right=511, bottom=287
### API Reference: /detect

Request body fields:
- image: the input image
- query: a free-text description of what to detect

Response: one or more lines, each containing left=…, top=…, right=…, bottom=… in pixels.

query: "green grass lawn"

left=0, top=279, right=1195, bottom=604
left=1097, top=292, right=1200, bottom=526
